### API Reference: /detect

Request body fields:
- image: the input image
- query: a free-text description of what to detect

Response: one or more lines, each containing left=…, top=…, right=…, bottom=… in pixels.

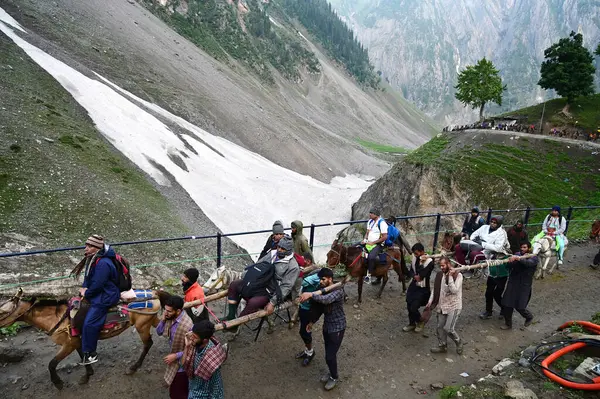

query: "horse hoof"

left=78, top=375, right=90, bottom=385
left=53, top=380, right=64, bottom=390
left=125, top=367, right=137, bottom=376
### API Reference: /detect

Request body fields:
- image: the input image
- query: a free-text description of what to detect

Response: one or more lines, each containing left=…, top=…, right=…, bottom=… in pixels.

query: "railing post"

left=216, top=232, right=222, bottom=267
left=432, top=213, right=442, bottom=253
left=523, top=206, right=531, bottom=226
left=309, top=223, right=316, bottom=251
left=565, top=206, right=574, bottom=233
left=486, top=207, right=493, bottom=224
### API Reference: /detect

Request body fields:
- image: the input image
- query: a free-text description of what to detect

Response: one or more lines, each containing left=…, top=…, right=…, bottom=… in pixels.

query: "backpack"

left=377, top=219, right=399, bottom=247
left=96, top=253, right=132, bottom=292
left=240, top=261, right=281, bottom=301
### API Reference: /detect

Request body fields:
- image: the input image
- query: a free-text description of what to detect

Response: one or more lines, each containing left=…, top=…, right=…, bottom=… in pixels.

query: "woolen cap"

left=183, top=268, right=199, bottom=283
left=272, top=220, right=284, bottom=234
left=277, top=235, right=294, bottom=251
left=85, top=234, right=104, bottom=249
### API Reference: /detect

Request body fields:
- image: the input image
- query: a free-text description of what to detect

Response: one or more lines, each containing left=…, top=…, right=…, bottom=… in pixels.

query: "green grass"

left=356, top=138, right=411, bottom=154
left=0, top=323, right=20, bottom=336
left=405, top=134, right=450, bottom=165
left=498, top=93, right=600, bottom=131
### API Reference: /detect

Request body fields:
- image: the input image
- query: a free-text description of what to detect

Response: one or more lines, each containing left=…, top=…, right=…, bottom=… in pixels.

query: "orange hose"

left=541, top=321, right=600, bottom=390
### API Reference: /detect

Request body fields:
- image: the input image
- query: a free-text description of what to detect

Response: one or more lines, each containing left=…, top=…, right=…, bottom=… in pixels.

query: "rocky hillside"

left=330, top=0, right=600, bottom=124
left=348, top=131, right=600, bottom=246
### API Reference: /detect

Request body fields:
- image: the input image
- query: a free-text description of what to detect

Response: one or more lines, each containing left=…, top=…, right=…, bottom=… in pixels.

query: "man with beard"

left=501, top=242, right=537, bottom=330
left=461, top=207, right=485, bottom=239
left=403, top=243, right=434, bottom=333
left=299, top=267, right=345, bottom=391
left=507, top=220, right=529, bottom=254
left=182, top=268, right=208, bottom=322
left=183, top=320, right=226, bottom=399
left=426, top=256, right=464, bottom=354
left=157, top=296, right=194, bottom=399
left=470, top=216, right=510, bottom=320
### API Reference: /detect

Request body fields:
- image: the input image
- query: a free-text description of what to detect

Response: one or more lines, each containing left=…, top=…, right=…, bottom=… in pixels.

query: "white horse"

left=533, top=234, right=567, bottom=279
left=202, top=265, right=243, bottom=293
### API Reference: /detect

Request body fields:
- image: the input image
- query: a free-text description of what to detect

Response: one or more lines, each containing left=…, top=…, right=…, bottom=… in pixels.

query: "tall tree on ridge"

left=455, top=58, right=505, bottom=121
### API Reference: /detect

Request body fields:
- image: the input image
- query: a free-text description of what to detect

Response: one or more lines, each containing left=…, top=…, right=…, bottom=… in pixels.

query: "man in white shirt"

left=362, top=209, right=388, bottom=284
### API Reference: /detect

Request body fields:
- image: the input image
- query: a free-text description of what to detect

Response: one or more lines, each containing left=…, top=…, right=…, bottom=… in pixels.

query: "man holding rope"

left=500, top=242, right=537, bottom=330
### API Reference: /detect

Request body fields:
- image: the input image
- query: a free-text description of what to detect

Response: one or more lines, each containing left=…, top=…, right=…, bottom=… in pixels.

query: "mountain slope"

left=330, top=0, right=600, bottom=124
left=1, top=0, right=435, bottom=182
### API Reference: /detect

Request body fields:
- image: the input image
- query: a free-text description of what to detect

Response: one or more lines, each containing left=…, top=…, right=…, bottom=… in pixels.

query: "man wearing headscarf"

left=182, top=268, right=207, bottom=322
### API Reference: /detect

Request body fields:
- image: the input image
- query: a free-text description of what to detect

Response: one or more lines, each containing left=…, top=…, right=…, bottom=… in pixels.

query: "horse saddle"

left=67, top=290, right=154, bottom=337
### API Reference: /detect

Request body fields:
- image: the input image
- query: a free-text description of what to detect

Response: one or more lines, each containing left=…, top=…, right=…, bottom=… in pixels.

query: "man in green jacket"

left=291, top=220, right=312, bottom=258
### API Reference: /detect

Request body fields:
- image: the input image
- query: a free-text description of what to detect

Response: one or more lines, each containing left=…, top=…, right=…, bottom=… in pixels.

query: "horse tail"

left=154, top=290, right=172, bottom=308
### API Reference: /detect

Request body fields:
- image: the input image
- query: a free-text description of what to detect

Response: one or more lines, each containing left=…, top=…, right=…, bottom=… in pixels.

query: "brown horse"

left=0, top=289, right=169, bottom=390
left=590, top=220, right=600, bottom=243
left=326, top=239, right=406, bottom=304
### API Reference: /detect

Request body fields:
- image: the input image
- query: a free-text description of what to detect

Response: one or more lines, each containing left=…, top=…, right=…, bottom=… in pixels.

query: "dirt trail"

left=458, top=129, right=600, bottom=149
left=1, top=243, right=599, bottom=398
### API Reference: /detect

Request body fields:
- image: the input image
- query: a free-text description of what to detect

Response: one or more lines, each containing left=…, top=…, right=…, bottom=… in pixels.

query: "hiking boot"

left=371, top=277, right=382, bottom=285
left=80, top=352, right=98, bottom=365
left=524, top=318, right=533, bottom=327
left=479, top=311, right=493, bottom=320
left=456, top=340, right=464, bottom=355
left=402, top=324, right=416, bottom=332
left=324, top=377, right=338, bottom=391
left=320, top=373, right=331, bottom=383
left=430, top=345, right=447, bottom=354
left=500, top=324, right=512, bottom=330
left=414, top=321, right=425, bottom=333
left=302, top=352, right=315, bottom=366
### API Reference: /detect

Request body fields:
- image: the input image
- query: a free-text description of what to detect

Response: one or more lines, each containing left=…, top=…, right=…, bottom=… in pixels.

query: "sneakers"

left=430, top=345, right=447, bottom=354
left=524, top=318, right=533, bottom=327
left=402, top=324, right=416, bottom=332
left=320, top=373, right=331, bottom=383
left=558, top=260, right=563, bottom=266
left=324, top=377, right=338, bottom=391
left=295, top=350, right=315, bottom=366
left=456, top=340, right=463, bottom=355
left=414, top=321, right=425, bottom=333
left=479, top=311, right=493, bottom=320
left=364, top=274, right=372, bottom=283
left=80, top=352, right=98, bottom=365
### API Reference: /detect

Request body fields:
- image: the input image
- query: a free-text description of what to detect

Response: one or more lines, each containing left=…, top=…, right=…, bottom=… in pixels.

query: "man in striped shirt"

left=425, top=256, right=464, bottom=355
left=299, top=268, right=345, bottom=391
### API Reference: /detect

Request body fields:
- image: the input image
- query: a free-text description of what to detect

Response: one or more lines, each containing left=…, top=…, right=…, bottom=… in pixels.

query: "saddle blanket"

left=68, top=290, right=155, bottom=336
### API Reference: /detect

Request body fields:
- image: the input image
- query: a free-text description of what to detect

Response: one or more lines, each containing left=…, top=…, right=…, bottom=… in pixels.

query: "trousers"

left=169, top=371, right=189, bottom=399
left=504, top=307, right=533, bottom=327
left=323, top=329, right=345, bottom=380
left=485, top=276, right=507, bottom=313
left=227, top=279, right=270, bottom=317
left=81, top=305, right=109, bottom=353
left=436, top=310, right=461, bottom=347
left=367, top=245, right=383, bottom=274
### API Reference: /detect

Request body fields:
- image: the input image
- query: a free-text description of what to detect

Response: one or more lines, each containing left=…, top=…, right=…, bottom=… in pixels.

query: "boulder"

left=504, top=380, right=537, bottom=399
left=492, top=358, right=514, bottom=375
left=573, top=357, right=600, bottom=381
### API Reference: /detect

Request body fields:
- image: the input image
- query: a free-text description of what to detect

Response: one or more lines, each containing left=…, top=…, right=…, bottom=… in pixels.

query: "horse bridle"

left=328, top=242, right=347, bottom=265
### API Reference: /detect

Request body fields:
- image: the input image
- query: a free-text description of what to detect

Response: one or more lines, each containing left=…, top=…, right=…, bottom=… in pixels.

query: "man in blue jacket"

left=79, top=234, right=120, bottom=365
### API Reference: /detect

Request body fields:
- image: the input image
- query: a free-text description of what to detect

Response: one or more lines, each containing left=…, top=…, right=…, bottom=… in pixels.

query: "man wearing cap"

left=79, top=234, right=120, bottom=365
left=461, top=207, right=485, bottom=239
left=182, top=268, right=208, bottom=322
left=226, top=235, right=300, bottom=327
left=470, top=216, right=511, bottom=320
left=259, top=220, right=286, bottom=259
left=299, top=267, right=345, bottom=391
left=362, top=208, right=388, bottom=283
left=540, top=206, right=568, bottom=265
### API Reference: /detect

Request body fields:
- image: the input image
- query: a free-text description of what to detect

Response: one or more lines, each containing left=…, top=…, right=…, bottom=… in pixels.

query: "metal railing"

left=0, top=205, right=598, bottom=290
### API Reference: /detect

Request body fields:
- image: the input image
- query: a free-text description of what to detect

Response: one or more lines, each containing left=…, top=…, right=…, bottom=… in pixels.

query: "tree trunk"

left=479, top=103, right=485, bottom=121
left=562, top=103, right=571, bottom=116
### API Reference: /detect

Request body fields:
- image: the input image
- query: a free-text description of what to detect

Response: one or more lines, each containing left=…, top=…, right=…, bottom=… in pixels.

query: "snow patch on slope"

left=0, top=12, right=372, bottom=261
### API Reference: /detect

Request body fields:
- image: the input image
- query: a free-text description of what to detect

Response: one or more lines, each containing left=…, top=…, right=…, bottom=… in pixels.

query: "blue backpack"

left=377, top=219, right=400, bottom=246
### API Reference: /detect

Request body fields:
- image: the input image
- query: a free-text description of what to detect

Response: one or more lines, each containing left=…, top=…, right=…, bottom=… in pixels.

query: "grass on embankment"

left=356, top=138, right=411, bottom=154
left=0, top=38, right=188, bottom=246
left=498, top=94, right=600, bottom=131
left=405, top=133, right=600, bottom=239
